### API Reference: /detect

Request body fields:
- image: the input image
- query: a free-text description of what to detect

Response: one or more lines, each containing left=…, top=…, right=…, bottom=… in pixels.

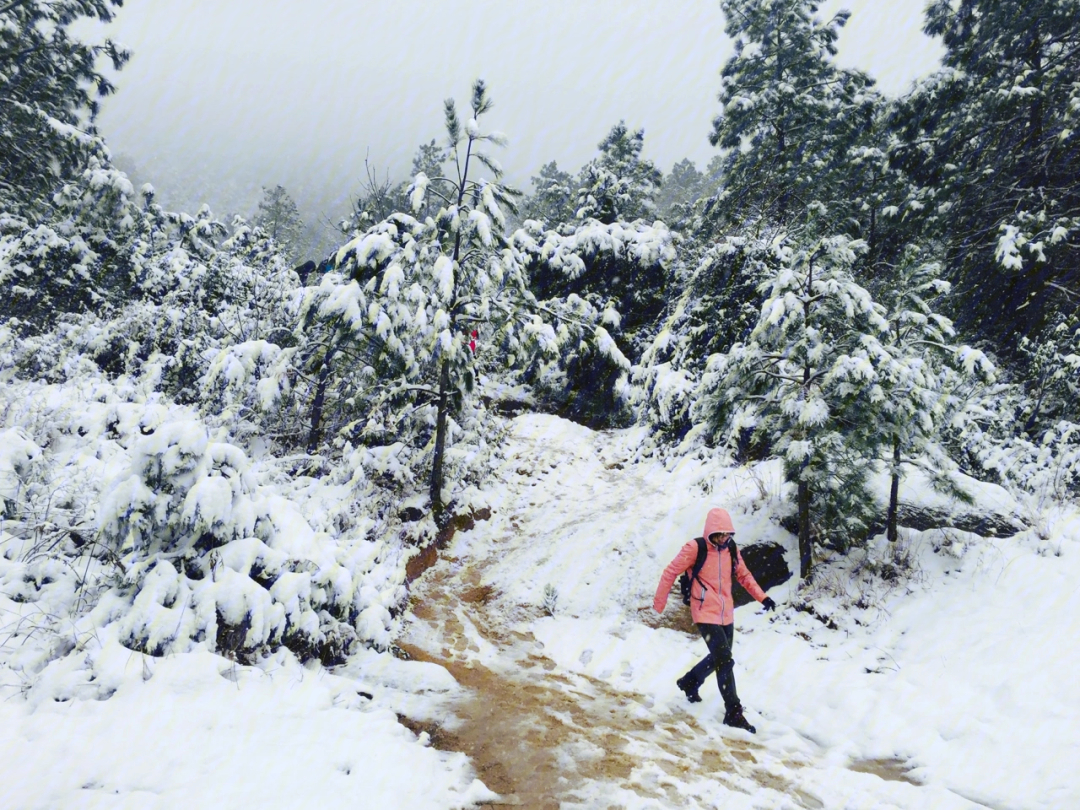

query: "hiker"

left=652, top=507, right=777, bottom=733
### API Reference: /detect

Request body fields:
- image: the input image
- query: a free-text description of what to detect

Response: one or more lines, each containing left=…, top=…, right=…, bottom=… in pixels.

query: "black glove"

left=761, top=596, right=777, bottom=612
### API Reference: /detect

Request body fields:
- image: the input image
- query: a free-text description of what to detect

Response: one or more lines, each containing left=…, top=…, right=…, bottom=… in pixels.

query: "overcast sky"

left=90, top=0, right=944, bottom=231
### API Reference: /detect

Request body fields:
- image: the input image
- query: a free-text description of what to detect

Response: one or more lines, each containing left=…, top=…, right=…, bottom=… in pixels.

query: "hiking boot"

left=723, top=704, right=756, bottom=734
left=676, top=674, right=702, bottom=703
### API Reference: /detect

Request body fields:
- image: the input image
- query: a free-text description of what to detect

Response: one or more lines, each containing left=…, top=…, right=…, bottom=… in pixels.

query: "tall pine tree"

left=696, top=235, right=890, bottom=577
left=706, top=0, right=879, bottom=238
left=891, top=0, right=1080, bottom=346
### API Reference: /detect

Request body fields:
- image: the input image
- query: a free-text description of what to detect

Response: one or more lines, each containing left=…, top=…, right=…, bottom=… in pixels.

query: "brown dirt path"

left=399, top=549, right=819, bottom=808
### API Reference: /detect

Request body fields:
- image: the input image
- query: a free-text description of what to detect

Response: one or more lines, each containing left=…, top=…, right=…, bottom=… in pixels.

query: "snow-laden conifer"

left=512, top=216, right=676, bottom=426
left=0, top=158, right=139, bottom=330
left=574, top=122, right=662, bottom=225
left=891, top=0, right=1080, bottom=342
left=707, top=0, right=880, bottom=236
left=254, top=185, right=308, bottom=264
left=0, top=0, right=129, bottom=219
left=520, top=161, right=577, bottom=229
left=635, top=234, right=777, bottom=441
left=876, top=254, right=995, bottom=542
left=291, top=81, right=613, bottom=518
left=696, top=235, right=890, bottom=577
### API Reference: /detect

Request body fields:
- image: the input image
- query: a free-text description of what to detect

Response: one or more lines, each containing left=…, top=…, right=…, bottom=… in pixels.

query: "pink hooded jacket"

left=653, top=508, right=767, bottom=626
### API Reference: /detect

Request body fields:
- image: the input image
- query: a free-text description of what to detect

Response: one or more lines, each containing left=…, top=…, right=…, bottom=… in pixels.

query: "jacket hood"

left=703, top=507, right=735, bottom=539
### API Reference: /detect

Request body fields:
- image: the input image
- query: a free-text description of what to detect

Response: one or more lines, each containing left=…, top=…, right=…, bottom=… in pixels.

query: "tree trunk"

left=430, top=358, right=451, bottom=519
left=887, top=435, right=900, bottom=543
left=306, top=349, right=335, bottom=455
left=797, top=473, right=811, bottom=579
left=797, top=260, right=814, bottom=580
left=427, top=126, right=474, bottom=520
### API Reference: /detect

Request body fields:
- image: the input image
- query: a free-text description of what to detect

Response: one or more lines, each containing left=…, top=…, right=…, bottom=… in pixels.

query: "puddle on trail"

left=399, top=553, right=816, bottom=808
left=847, top=757, right=922, bottom=786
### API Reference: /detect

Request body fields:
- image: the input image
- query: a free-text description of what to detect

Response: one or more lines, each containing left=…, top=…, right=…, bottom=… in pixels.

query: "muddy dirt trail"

left=395, top=418, right=963, bottom=808
left=397, top=425, right=825, bottom=808
left=400, top=556, right=823, bottom=809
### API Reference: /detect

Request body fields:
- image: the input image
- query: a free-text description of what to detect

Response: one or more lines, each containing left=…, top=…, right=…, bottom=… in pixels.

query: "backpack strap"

left=689, top=536, right=708, bottom=608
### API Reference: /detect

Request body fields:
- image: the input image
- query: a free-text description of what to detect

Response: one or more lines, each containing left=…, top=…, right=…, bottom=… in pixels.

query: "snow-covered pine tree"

left=520, top=161, right=577, bottom=230
left=512, top=213, right=676, bottom=426
left=575, top=121, right=662, bottom=225
left=890, top=0, right=1080, bottom=346
left=706, top=0, right=879, bottom=238
left=254, top=185, right=307, bottom=264
left=0, top=6, right=140, bottom=334
left=295, top=81, right=612, bottom=518
left=876, top=253, right=995, bottom=542
left=656, top=158, right=706, bottom=230
left=695, top=235, right=890, bottom=577
left=0, top=0, right=129, bottom=220
left=517, top=124, right=674, bottom=425
left=635, top=234, right=777, bottom=442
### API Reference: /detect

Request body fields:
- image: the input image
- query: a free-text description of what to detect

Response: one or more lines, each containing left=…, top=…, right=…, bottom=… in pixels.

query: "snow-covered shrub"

left=1016, top=315, right=1080, bottom=430
left=511, top=217, right=674, bottom=426
left=0, top=373, right=416, bottom=696
left=0, top=159, right=139, bottom=331
left=202, top=339, right=297, bottom=443
left=949, top=388, right=1080, bottom=506
left=95, top=417, right=411, bottom=662
left=792, top=531, right=926, bottom=629
left=1, top=205, right=301, bottom=421
left=542, top=583, right=559, bottom=616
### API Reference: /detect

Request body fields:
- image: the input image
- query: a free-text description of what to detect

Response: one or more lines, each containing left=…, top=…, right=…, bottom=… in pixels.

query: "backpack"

left=678, top=536, right=739, bottom=607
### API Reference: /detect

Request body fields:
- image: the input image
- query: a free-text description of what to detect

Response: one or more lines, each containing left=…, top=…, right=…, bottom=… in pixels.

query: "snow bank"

left=0, top=370, right=495, bottom=808
left=0, top=644, right=494, bottom=809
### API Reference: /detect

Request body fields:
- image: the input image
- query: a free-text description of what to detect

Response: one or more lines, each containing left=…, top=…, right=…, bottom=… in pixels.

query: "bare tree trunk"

left=306, top=349, right=335, bottom=455
left=429, top=359, right=451, bottom=519
left=887, top=435, right=901, bottom=543
left=797, top=473, right=811, bottom=579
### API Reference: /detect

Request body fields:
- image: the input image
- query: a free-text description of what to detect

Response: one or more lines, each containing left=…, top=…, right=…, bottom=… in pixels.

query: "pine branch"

left=0, top=0, right=36, bottom=18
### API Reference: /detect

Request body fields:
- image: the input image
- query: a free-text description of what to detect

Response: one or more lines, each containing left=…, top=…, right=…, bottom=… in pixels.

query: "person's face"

left=709, top=532, right=733, bottom=546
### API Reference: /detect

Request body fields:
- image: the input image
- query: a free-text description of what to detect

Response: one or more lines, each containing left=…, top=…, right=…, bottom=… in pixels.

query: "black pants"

left=685, top=623, right=739, bottom=710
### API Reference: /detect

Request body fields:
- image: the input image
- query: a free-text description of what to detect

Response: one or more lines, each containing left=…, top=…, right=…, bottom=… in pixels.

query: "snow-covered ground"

left=2, top=410, right=1078, bottom=808
left=0, top=645, right=494, bottom=808
left=410, top=414, right=1080, bottom=809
